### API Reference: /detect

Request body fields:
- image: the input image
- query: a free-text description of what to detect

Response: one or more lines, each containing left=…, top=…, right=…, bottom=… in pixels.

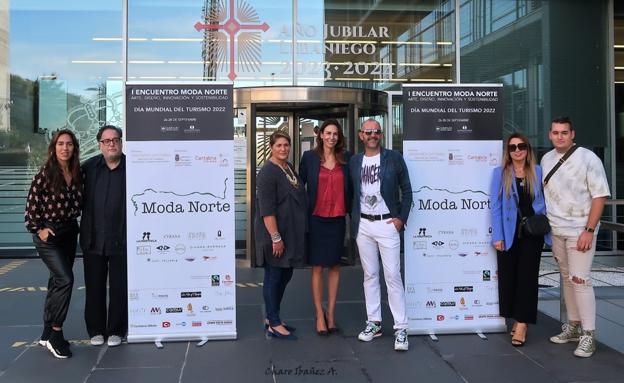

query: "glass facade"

left=0, top=0, right=619, bottom=252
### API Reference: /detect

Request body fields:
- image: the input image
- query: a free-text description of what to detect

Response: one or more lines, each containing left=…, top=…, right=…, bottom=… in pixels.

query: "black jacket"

left=79, top=154, right=127, bottom=256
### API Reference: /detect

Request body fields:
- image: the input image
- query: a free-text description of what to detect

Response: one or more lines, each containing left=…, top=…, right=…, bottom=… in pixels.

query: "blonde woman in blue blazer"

left=490, top=133, right=551, bottom=347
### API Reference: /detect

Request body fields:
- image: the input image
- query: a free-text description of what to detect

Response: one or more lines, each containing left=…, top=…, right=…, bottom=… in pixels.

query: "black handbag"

left=512, top=185, right=550, bottom=238
left=519, top=214, right=551, bottom=237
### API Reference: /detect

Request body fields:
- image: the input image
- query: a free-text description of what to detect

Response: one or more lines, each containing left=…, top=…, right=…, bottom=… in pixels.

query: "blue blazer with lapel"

left=489, top=165, right=551, bottom=250
left=299, top=150, right=351, bottom=219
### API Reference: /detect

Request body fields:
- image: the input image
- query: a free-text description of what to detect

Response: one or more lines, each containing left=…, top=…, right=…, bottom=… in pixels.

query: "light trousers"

left=551, top=234, right=597, bottom=331
left=356, top=218, right=407, bottom=330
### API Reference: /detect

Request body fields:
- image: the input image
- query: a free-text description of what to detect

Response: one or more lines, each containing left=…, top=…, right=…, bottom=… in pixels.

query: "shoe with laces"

left=38, top=326, right=51, bottom=347
left=358, top=321, right=382, bottom=342
left=574, top=330, right=596, bottom=358
left=107, top=335, right=122, bottom=347
left=394, top=329, right=409, bottom=351
left=46, top=330, right=72, bottom=359
left=549, top=323, right=582, bottom=344
left=90, top=335, right=105, bottom=346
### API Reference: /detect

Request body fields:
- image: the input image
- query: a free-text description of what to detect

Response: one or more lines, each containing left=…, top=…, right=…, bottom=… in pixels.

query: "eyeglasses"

left=99, top=138, right=122, bottom=146
left=508, top=143, right=528, bottom=152
left=361, top=129, right=382, bottom=136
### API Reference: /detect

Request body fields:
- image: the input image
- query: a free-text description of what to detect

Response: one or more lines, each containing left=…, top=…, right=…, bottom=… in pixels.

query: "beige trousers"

left=551, top=234, right=597, bottom=331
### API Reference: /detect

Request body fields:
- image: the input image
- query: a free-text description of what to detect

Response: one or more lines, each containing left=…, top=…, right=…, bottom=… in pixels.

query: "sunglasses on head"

left=508, top=143, right=528, bottom=152
left=361, top=129, right=382, bottom=136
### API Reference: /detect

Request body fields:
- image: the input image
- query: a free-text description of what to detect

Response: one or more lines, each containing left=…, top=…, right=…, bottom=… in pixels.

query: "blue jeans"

left=263, top=264, right=294, bottom=327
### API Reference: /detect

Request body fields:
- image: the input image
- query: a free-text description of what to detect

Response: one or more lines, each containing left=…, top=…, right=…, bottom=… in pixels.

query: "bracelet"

left=270, top=232, right=282, bottom=243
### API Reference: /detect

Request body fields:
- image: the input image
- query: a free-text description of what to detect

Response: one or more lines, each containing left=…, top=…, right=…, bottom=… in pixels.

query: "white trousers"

left=551, top=234, right=597, bottom=331
left=356, top=218, right=407, bottom=330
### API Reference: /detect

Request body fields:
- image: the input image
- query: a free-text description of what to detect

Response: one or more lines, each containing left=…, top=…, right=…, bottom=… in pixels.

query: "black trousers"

left=34, top=231, right=77, bottom=328
left=83, top=251, right=128, bottom=337
left=497, top=234, right=544, bottom=324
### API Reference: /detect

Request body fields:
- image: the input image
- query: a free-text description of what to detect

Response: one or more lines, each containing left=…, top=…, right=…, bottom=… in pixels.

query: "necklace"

left=273, top=160, right=299, bottom=188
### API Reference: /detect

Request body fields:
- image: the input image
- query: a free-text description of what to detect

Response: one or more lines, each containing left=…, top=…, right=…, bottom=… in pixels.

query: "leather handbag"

left=519, top=214, right=551, bottom=237
left=512, top=187, right=550, bottom=238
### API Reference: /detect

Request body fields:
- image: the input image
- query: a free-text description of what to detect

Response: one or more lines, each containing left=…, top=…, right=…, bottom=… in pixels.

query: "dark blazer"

left=254, top=161, right=307, bottom=268
left=489, top=165, right=551, bottom=250
left=349, top=148, right=412, bottom=237
left=299, top=150, right=351, bottom=219
left=79, top=154, right=127, bottom=256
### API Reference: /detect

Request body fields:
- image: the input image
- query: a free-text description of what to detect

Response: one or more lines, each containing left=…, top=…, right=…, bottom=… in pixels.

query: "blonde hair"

left=501, top=133, right=537, bottom=199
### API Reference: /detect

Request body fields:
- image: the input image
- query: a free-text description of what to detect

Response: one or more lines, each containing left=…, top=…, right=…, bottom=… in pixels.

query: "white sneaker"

left=107, top=335, right=122, bottom=347
left=90, top=335, right=105, bottom=346
left=394, top=329, right=409, bottom=351
left=358, top=321, right=382, bottom=342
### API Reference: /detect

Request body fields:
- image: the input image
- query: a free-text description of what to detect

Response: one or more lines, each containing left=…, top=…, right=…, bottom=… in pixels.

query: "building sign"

left=195, top=0, right=270, bottom=80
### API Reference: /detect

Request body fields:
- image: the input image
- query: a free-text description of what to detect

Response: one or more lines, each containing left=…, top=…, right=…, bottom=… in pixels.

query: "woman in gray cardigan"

left=254, top=131, right=307, bottom=340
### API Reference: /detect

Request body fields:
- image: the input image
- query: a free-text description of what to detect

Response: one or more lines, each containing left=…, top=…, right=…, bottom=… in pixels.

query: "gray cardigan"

left=254, top=161, right=307, bottom=268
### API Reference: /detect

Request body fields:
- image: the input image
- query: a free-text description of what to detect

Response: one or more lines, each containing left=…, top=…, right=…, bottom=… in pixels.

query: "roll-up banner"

left=125, top=83, right=236, bottom=343
left=402, top=84, right=506, bottom=335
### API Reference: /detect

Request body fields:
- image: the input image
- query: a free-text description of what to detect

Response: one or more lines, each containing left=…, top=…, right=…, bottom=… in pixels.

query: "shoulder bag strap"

left=543, top=145, right=580, bottom=186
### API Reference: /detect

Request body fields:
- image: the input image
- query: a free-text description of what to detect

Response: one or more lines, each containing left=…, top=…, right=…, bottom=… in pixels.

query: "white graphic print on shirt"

left=360, top=154, right=390, bottom=215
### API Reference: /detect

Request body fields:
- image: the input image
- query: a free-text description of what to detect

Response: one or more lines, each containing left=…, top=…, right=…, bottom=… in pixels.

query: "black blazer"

left=299, top=150, right=352, bottom=218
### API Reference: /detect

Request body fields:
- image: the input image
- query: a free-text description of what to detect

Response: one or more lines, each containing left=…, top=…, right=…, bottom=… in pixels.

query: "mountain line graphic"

left=412, top=185, right=489, bottom=196
left=130, top=178, right=228, bottom=215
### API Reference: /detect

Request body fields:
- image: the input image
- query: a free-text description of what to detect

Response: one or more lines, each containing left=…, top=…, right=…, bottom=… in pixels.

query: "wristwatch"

left=584, top=227, right=595, bottom=233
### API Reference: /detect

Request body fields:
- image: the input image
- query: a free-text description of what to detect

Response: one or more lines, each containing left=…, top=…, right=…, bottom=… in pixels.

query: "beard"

left=104, top=152, right=122, bottom=163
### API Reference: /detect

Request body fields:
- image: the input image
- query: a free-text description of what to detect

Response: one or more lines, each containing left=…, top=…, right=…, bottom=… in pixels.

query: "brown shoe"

left=511, top=323, right=527, bottom=347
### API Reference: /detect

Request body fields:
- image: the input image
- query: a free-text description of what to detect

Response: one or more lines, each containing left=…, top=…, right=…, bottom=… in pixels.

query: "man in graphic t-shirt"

left=349, top=118, right=412, bottom=351
left=541, top=116, right=610, bottom=358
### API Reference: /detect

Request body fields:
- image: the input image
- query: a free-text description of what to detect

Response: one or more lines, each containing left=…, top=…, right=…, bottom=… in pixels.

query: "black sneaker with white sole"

left=46, top=329, right=72, bottom=359
left=38, top=326, right=51, bottom=347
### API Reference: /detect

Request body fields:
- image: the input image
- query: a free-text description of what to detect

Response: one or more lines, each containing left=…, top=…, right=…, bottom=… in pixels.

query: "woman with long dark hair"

left=254, top=131, right=307, bottom=340
left=299, top=119, right=350, bottom=335
left=25, top=129, right=82, bottom=358
left=490, top=133, right=550, bottom=347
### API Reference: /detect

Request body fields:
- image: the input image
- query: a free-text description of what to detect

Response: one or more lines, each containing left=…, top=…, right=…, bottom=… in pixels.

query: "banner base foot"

left=196, top=338, right=208, bottom=347
left=155, top=340, right=164, bottom=349
left=476, top=331, right=487, bottom=340
left=429, top=334, right=438, bottom=341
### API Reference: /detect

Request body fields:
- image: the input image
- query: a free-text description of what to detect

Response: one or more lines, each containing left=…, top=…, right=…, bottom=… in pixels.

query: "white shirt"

left=360, top=154, right=390, bottom=215
left=541, top=146, right=610, bottom=236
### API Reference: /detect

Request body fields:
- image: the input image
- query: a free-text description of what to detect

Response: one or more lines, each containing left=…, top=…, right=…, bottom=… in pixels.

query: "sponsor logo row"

left=409, top=313, right=501, bottom=322
left=413, top=227, right=493, bottom=239
left=130, top=319, right=234, bottom=329
left=407, top=297, right=498, bottom=309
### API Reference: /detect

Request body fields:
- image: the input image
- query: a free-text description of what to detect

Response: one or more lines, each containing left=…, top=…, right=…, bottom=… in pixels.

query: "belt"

left=360, top=213, right=392, bottom=221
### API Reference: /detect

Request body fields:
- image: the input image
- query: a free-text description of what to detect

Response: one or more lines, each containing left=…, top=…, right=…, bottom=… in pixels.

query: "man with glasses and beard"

left=80, top=125, right=127, bottom=347
left=349, top=118, right=412, bottom=351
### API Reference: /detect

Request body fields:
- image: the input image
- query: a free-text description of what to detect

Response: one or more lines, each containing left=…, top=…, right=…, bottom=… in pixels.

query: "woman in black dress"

left=489, top=133, right=549, bottom=346
left=299, top=119, right=350, bottom=335
left=25, top=129, right=82, bottom=358
left=254, top=131, right=307, bottom=340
